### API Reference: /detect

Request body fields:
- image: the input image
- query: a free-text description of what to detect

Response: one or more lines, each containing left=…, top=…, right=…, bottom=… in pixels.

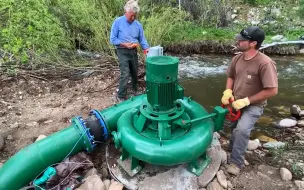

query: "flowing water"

left=174, top=53, right=304, bottom=135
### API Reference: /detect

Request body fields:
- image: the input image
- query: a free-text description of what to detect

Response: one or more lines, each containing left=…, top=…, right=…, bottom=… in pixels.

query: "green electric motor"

left=146, top=56, right=184, bottom=111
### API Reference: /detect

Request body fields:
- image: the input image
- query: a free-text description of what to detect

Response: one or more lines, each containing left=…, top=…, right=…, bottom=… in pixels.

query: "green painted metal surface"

left=98, top=95, right=146, bottom=132
left=146, top=56, right=179, bottom=83
left=146, top=56, right=183, bottom=111
left=114, top=97, right=215, bottom=166
left=0, top=123, right=92, bottom=190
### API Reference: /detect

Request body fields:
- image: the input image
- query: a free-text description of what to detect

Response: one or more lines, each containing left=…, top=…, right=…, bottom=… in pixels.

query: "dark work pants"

left=116, top=48, right=138, bottom=98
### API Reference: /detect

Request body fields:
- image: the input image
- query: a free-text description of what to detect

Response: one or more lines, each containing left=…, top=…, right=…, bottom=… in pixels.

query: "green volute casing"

left=116, top=97, right=214, bottom=165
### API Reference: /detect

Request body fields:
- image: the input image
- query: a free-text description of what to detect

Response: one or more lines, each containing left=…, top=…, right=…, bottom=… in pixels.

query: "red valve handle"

left=221, top=99, right=241, bottom=122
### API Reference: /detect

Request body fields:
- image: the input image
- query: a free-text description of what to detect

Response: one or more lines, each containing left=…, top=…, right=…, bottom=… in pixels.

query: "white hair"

left=124, top=0, right=140, bottom=13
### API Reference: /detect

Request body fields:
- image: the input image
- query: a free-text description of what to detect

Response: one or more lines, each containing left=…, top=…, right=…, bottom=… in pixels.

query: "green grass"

left=169, top=24, right=238, bottom=43
left=169, top=23, right=303, bottom=44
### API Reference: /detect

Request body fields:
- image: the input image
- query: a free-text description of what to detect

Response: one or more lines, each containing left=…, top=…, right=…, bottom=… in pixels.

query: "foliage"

left=0, top=0, right=303, bottom=68
left=169, top=23, right=237, bottom=43
left=299, top=0, right=304, bottom=18
left=242, top=0, right=272, bottom=5
left=0, top=0, right=70, bottom=64
left=291, top=163, right=304, bottom=179
left=139, top=7, right=189, bottom=46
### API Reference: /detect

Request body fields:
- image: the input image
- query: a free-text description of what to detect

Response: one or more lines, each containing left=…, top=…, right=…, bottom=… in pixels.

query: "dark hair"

left=249, top=40, right=262, bottom=50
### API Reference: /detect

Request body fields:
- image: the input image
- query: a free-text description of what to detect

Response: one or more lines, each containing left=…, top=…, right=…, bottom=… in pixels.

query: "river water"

left=174, top=54, right=304, bottom=132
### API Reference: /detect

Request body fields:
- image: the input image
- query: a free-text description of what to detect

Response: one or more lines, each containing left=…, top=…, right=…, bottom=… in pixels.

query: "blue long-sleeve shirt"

left=110, top=15, right=149, bottom=50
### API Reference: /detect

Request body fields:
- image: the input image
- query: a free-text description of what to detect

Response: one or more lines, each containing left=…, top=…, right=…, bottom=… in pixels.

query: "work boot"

left=113, top=94, right=125, bottom=103
left=226, top=163, right=241, bottom=175
left=130, top=90, right=141, bottom=96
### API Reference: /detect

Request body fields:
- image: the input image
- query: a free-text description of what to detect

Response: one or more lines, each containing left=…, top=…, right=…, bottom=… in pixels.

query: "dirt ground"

left=0, top=68, right=299, bottom=190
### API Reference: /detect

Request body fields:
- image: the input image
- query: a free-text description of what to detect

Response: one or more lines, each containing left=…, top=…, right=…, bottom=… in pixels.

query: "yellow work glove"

left=221, top=89, right=234, bottom=105
left=232, top=97, right=250, bottom=110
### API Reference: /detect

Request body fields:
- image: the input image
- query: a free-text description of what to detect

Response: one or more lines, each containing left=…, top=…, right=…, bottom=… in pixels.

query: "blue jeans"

left=229, top=105, right=264, bottom=168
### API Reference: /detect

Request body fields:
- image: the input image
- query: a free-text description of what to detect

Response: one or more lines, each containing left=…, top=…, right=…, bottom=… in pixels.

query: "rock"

left=43, top=120, right=53, bottom=124
left=280, top=168, right=292, bottom=181
left=263, top=141, right=286, bottom=149
left=221, top=150, right=227, bottom=165
left=231, top=14, right=237, bottom=19
left=294, top=180, right=304, bottom=189
left=103, top=179, right=111, bottom=190
left=101, top=168, right=109, bottom=179
left=10, top=122, right=20, bottom=129
left=290, top=105, right=301, bottom=117
left=216, top=170, right=227, bottom=189
left=257, top=172, right=271, bottom=181
left=206, top=180, right=223, bottom=190
left=227, top=181, right=233, bottom=188
left=84, top=168, right=99, bottom=178
left=298, top=120, right=304, bottom=127
left=214, top=132, right=221, bottom=139
left=296, top=133, right=304, bottom=140
left=244, top=160, right=249, bottom=166
left=0, top=163, right=3, bottom=168
left=276, top=119, right=297, bottom=128
left=35, top=135, right=47, bottom=142
left=0, top=134, right=4, bottom=150
left=295, top=140, right=304, bottom=145
left=247, top=139, right=260, bottom=150
left=300, top=49, right=304, bottom=54
left=26, top=121, right=39, bottom=128
left=300, top=111, right=304, bottom=117
left=76, top=175, right=105, bottom=190
left=6, top=135, right=13, bottom=140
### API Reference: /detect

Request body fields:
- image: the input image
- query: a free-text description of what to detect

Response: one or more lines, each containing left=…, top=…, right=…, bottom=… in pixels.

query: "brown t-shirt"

left=226, top=52, right=278, bottom=104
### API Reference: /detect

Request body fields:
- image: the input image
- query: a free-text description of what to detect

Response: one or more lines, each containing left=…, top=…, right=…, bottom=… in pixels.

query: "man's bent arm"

left=248, top=87, right=278, bottom=104
left=110, top=20, right=122, bottom=46
left=226, top=77, right=234, bottom=90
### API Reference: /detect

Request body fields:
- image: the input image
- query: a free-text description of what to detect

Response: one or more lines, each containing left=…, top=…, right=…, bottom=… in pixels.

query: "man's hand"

left=232, top=97, right=250, bottom=110
left=221, top=89, right=234, bottom=105
left=120, top=43, right=139, bottom=49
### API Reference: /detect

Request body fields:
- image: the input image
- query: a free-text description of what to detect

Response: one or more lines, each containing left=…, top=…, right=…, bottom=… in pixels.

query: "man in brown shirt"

left=221, top=26, right=278, bottom=175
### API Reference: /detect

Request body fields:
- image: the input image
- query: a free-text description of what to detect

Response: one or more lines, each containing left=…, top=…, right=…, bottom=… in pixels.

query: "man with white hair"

left=110, top=0, right=149, bottom=103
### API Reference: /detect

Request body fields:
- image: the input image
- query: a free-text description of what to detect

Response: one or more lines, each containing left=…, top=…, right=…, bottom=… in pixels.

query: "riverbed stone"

left=294, top=180, right=304, bottom=189
left=77, top=175, right=105, bottom=190
left=84, top=168, right=99, bottom=178
left=221, top=150, right=227, bottom=165
left=207, top=180, right=223, bottom=190
left=101, top=168, right=109, bottom=179
left=257, top=172, right=271, bottom=181
left=103, top=179, right=111, bottom=190
left=280, top=168, right=292, bottom=181
left=216, top=170, right=227, bottom=189
left=276, top=119, right=297, bottom=128
left=35, top=135, right=47, bottom=142
left=290, top=105, right=301, bottom=117
left=297, top=120, right=304, bottom=127
left=247, top=139, right=260, bottom=150
left=300, top=110, right=304, bottom=117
